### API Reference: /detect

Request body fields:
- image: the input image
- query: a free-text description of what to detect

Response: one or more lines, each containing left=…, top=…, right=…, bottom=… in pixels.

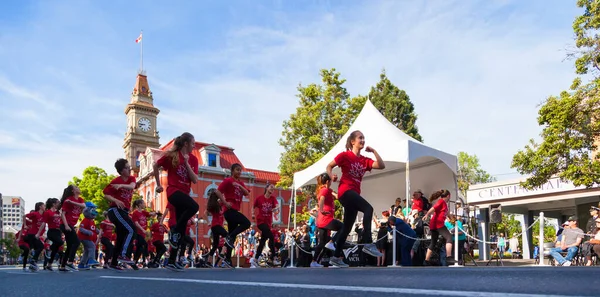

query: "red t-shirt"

left=210, top=208, right=224, bottom=227
left=42, top=209, right=61, bottom=230
left=156, top=152, right=199, bottom=197
left=166, top=203, right=177, bottom=228
left=16, top=231, right=27, bottom=247
left=316, top=187, right=335, bottom=228
left=253, top=194, right=278, bottom=228
left=430, top=199, right=448, bottom=230
left=218, top=177, right=248, bottom=211
left=26, top=211, right=43, bottom=235
left=61, top=196, right=85, bottom=226
left=131, top=209, right=150, bottom=236
left=150, top=222, right=166, bottom=243
left=334, top=151, right=374, bottom=198
left=78, top=218, right=98, bottom=241
left=411, top=197, right=424, bottom=212
left=103, top=176, right=136, bottom=210
left=100, top=220, right=114, bottom=239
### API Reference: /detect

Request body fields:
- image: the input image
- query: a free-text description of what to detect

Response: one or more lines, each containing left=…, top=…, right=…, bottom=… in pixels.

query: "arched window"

left=204, top=183, right=218, bottom=199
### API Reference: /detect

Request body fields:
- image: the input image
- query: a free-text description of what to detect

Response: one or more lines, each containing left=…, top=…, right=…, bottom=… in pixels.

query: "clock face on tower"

left=138, top=117, right=151, bottom=132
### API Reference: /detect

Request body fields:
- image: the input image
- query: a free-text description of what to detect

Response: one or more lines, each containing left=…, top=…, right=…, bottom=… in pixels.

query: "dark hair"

left=59, top=185, right=75, bottom=210
left=429, top=189, right=451, bottom=203
left=315, top=173, right=331, bottom=197
left=230, top=163, right=242, bottom=173
left=115, top=158, right=129, bottom=174
left=345, top=130, right=363, bottom=151
left=207, top=190, right=221, bottom=214
left=45, top=198, right=59, bottom=210
left=156, top=212, right=163, bottom=218
left=264, top=182, right=274, bottom=195
left=34, top=202, right=44, bottom=211
left=132, top=199, right=144, bottom=209
left=166, top=132, right=195, bottom=167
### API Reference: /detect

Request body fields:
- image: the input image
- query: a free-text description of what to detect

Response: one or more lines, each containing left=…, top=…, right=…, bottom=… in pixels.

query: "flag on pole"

left=135, top=32, right=143, bottom=43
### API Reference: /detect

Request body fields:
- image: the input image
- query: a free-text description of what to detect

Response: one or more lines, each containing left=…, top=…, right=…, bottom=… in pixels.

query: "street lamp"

left=193, top=215, right=207, bottom=254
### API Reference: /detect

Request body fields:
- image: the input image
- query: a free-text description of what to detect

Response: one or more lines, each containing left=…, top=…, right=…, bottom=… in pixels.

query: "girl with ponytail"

left=249, top=182, right=279, bottom=268
left=310, top=172, right=344, bottom=268
left=423, top=189, right=454, bottom=265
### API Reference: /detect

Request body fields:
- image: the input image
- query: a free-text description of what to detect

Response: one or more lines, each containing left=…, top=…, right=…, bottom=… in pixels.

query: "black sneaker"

left=175, top=262, right=185, bottom=270
left=108, top=264, right=124, bottom=272
left=222, top=259, right=233, bottom=268
left=29, top=260, right=39, bottom=271
left=128, top=262, right=139, bottom=270
left=168, top=231, right=181, bottom=249
left=165, top=262, right=184, bottom=272
left=58, top=266, right=70, bottom=272
left=44, top=265, right=54, bottom=272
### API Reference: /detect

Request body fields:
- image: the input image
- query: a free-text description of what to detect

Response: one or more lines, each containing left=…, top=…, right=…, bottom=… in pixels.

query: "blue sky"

left=0, top=0, right=582, bottom=211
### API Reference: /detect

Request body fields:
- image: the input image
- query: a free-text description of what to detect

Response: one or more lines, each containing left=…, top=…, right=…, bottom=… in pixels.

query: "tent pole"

left=405, top=161, right=410, bottom=212
left=289, top=182, right=296, bottom=268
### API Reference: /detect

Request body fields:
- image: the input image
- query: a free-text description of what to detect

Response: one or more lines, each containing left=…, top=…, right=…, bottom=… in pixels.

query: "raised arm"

left=326, top=160, right=337, bottom=181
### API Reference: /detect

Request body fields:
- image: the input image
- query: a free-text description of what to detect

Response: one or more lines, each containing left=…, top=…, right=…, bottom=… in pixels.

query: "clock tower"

left=123, top=72, right=160, bottom=175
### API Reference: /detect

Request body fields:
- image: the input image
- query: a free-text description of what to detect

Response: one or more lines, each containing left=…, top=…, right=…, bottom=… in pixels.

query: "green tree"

left=356, top=70, right=422, bottom=141
left=0, top=233, right=21, bottom=260
left=511, top=0, right=600, bottom=189
left=457, top=152, right=496, bottom=197
left=70, top=166, right=116, bottom=224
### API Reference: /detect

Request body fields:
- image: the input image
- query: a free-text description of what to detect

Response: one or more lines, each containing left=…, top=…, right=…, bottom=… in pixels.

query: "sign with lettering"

left=467, top=177, right=587, bottom=203
left=11, top=198, right=20, bottom=206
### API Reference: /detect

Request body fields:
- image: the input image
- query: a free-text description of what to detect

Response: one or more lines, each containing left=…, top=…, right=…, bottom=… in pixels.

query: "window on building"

left=208, top=153, right=217, bottom=167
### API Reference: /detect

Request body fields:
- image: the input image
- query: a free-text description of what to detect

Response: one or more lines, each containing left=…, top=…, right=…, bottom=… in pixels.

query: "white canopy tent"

left=292, top=99, right=459, bottom=218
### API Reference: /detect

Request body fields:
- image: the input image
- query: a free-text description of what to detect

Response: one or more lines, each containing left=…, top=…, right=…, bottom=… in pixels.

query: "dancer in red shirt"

left=25, top=202, right=45, bottom=271
left=215, top=163, right=251, bottom=267
left=150, top=212, right=167, bottom=268
left=424, top=189, right=454, bottom=265
left=100, top=212, right=116, bottom=269
left=204, top=189, right=228, bottom=266
left=311, top=173, right=344, bottom=268
left=59, top=185, right=85, bottom=271
left=250, top=183, right=279, bottom=268
left=153, top=132, right=199, bottom=271
left=16, top=225, right=30, bottom=271
left=178, top=218, right=195, bottom=266
left=104, top=158, right=138, bottom=271
left=131, top=199, right=153, bottom=268
left=37, top=198, right=63, bottom=271
left=326, top=130, right=385, bottom=267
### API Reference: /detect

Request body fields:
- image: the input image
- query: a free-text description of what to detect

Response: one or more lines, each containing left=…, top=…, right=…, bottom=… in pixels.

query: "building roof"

left=246, top=168, right=281, bottom=184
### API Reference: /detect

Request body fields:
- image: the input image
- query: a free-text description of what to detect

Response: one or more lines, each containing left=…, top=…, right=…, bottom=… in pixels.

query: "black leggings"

left=46, top=229, right=63, bottom=265
left=429, top=226, right=452, bottom=250
left=19, top=245, right=29, bottom=269
left=107, top=207, right=136, bottom=266
left=334, top=190, right=374, bottom=257
left=178, top=235, right=194, bottom=258
left=25, top=234, right=43, bottom=262
left=100, top=237, right=114, bottom=263
left=314, top=219, right=344, bottom=263
left=255, top=224, right=274, bottom=260
left=59, top=224, right=80, bottom=267
left=167, top=191, right=199, bottom=262
left=133, top=234, right=148, bottom=262
left=224, top=209, right=250, bottom=260
left=208, top=225, right=228, bottom=258
left=153, top=241, right=167, bottom=263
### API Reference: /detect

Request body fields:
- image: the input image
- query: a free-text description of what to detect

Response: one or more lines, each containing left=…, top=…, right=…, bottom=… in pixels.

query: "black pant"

left=101, top=237, right=114, bottom=263
left=255, top=224, right=275, bottom=260
left=19, top=245, right=29, bottom=269
left=107, top=207, right=136, bottom=266
left=167, top=191, right=199, bottom=262
left=224, top=209, right=250, bottom=260
left=46, top=229, right=63, bottom=265
left=334, top=190, right=374, bottom=257
left=178, top=235, right=194, bottom=258
left=314, top=219, right=344, bottom=263
left=429, top=226, right=452, bottom=250
left=153, top=241, right=167, bottom=263
left=25, top=234, right=43, bottom=262
left=59, top=225, right=80, bottom=267
left=208, top=226, right=228, bottom=258
left=133, top=234, right=148, bottom=262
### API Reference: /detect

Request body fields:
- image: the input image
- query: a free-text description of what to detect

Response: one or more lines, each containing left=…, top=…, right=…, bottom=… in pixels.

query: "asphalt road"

left=0, top=265, right=596, bottom=297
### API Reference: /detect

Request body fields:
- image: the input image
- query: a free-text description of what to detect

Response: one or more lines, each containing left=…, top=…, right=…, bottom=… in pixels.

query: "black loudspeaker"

left=489, top=204, right=502, bottom=224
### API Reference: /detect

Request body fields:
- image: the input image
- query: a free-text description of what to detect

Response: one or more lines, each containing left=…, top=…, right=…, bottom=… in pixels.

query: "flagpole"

left=140, top=30, right=144, bottom=73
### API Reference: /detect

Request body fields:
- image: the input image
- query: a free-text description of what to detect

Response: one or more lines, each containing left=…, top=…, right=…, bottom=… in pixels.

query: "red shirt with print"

left=78, top=218, right=98, bottom=241
left=334, top=151, right=374, bottom=198
left=156, top=152, right=199, bottom=197
left=61, top=196, right=85, bottom=226
left=150, top=222, right=166, bottom=243
left=42, top=209, right=61, bottom=230
left=26, top=211, right=43, bottom=235
left=131, top=209, right=150, bottom=236
left=253, top=194, right=278, bottom=228
left=218, top=177, right=248, bottom=211
left=429, top=199, right=448, bottom=230
left=316, top=187, right=335, bottom=228
left=16, top=231, right=28, bottom=247
left=103, top=176, right=136, bottom=210
left=100, top=220, right=114, bottom=239
left=210, top=208, right=224, bottom=227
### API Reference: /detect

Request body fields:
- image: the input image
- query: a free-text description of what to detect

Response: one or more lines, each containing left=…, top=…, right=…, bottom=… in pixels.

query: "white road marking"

left=99, top=276, right=575, bottom=297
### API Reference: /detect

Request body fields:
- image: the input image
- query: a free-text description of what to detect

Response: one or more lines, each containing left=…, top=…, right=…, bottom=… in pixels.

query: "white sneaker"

left=325, top=242, right=336, bottom=251
left=310, top=261, right=323, bottom=268
left=362, top=244, right=383, bottom=257
left=562, top=260, right=572, bottom=266
left=329, top=257, right=348, bottom=268
left=249, top=258, right=259, bottom=268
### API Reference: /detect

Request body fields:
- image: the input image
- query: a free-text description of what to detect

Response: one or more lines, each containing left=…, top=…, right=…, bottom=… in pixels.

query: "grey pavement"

left=0, top=265, right=596, bottom=297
